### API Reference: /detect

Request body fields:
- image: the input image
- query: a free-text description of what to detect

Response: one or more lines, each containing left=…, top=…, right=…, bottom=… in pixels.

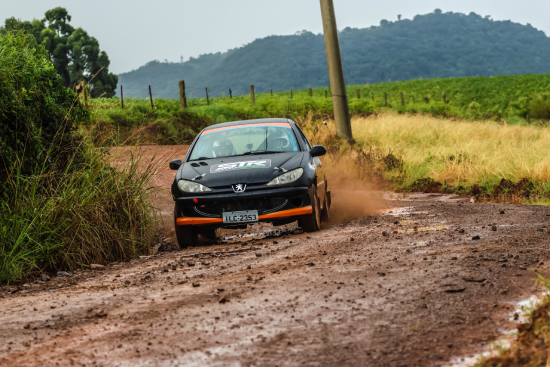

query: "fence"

left=108, top=80, right=450, bottom=111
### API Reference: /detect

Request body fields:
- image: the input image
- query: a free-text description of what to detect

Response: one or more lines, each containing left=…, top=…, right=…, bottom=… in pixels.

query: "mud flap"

left=326, top=191, right=331, bottom=209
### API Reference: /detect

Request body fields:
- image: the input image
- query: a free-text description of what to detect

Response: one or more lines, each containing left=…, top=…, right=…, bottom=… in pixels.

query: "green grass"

left=0, top=147, right=158, bottom=284
left=87, top=74, right=550, bottom=146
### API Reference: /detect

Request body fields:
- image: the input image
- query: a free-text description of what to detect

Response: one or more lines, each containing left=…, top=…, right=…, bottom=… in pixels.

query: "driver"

left=212, top=138, right=235, bottom=157
left=266, top=134, right=289, bottom=151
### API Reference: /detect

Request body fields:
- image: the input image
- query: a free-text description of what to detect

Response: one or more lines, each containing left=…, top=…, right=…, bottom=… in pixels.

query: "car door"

left=295, top=125, right=326, bottom=207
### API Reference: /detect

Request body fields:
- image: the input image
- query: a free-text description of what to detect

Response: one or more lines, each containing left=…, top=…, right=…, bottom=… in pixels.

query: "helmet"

left=212, top=138, right=234, bottom=157
left=266, top=134, right=290, bottom=150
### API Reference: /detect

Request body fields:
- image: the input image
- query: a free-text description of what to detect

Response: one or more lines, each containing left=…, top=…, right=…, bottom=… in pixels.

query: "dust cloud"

left=323, top=157, right=384, bottom=226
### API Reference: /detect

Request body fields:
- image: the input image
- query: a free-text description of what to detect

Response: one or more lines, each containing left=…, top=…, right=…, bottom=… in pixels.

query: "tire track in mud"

left=1, top=199, right=550, bottom=366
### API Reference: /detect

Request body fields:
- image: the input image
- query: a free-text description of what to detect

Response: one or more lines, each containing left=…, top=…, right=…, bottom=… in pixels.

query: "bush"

left=0, top=30, right=156, bottom=283
left=0, top=30, right=89, bottom=177
left=529, top=93, right=550, bottom=120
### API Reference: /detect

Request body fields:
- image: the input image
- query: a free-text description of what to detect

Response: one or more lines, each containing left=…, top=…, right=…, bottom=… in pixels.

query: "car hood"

left=177, top=152, right=305, bottom=188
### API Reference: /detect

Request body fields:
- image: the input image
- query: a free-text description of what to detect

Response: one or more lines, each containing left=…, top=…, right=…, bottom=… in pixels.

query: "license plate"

left=223, top=210, right=258, bottom=223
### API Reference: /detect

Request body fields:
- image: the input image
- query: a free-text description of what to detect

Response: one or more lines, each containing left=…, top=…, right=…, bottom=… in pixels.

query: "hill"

left=119, top=10, right=550, bottom=98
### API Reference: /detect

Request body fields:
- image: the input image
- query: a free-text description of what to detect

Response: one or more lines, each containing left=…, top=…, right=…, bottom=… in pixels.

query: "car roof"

left=202, top=118, right=294, bottom=131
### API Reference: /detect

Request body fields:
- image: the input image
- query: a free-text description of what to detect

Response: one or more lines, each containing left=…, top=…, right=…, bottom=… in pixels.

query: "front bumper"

left=175, top=186, right=308, bottom=207
left=176, top=206, right=312, bottom=226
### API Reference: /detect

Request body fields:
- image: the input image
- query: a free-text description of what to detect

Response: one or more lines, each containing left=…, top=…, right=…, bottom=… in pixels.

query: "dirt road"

left=2, top=192, right=550, bottom=366
left=2, top=146, right=550, bottom=366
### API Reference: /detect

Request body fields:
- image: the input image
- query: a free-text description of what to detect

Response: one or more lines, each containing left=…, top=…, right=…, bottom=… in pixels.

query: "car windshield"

left=188, top=123, right=300, bottom=160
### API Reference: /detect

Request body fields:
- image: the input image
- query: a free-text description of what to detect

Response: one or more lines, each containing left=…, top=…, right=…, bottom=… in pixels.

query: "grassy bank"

left=302, top=113, right=550, bottom=196
left=0, top=149, right=158, bottom=284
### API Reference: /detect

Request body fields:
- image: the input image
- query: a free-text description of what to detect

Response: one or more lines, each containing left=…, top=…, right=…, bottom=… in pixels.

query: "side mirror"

left=169, top=159, right=182, bottom=170
left=310, top=145, right=327, bottom=158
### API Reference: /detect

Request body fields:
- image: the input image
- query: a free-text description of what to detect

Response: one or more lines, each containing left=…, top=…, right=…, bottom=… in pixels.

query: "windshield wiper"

left=190, top=157, right=211, bottom=161
left=241, top=151, right=283, bottom=156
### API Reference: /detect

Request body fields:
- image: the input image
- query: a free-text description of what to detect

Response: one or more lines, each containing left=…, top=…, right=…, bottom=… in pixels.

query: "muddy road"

left=2, top=193, right=550, bottom=366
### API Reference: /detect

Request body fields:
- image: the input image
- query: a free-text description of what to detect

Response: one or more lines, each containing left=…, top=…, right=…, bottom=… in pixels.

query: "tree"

left=398, top=14, right=402, bottom=21
left=1, top=8, right=117, bottom=97
left=0, top=30, right=89, bottom=177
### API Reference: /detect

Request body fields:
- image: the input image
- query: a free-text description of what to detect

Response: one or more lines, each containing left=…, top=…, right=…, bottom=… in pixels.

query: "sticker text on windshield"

left=210, top=160, right=272, bottom=173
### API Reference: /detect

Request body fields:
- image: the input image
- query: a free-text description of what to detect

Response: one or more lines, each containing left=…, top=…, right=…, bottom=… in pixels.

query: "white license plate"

left=223, top=210, right=258, bottom=223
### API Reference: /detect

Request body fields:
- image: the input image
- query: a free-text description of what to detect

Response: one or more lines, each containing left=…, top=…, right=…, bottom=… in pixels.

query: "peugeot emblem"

left=232, top=184, right=246, bottom=193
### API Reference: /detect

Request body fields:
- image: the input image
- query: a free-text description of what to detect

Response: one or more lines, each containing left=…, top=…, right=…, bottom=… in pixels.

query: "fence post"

left=371, top=91, right=374, bottom=101
left=251, top=85, right=255, bottom=104
left=356, top=89, right=361, bottom=99
left=148, top=85, right=154, bottom=108
left=120, top=85, right=124, bottom=109
left=309, top=88, right=313, bottom=97
left=384, top=92, right=387, bottom=106
left=527, top=114, right=531, bottom=124
left=325, top=90, right=328, bottom=98
left=229, top=89, right=232, bottom=99
left=400, top=92, right=404, bottom=106
left=205, top=88, right=210, bottom=105
left=179, top=80, right=187, bottom=108
left=271, top=89, right=273, bottom=97
left=442, top=94, right=447, bottom=104
left=291, top=90, right=293, bottom=99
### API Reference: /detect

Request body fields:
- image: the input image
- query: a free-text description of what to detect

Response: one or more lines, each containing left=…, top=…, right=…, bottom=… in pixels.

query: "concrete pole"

left=320, top=0, right=352, bottom=141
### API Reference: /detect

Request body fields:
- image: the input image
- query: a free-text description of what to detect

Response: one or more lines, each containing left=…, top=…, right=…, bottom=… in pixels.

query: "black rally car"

left=169, top=118, right=330, bottom=248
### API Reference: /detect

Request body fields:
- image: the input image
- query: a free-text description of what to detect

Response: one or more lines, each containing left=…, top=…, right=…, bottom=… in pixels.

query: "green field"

left=88, top=73, right=550, bottom=146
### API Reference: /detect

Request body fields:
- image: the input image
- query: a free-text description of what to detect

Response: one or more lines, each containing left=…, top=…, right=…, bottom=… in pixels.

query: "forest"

left=118, top=10, right=550, bottom=98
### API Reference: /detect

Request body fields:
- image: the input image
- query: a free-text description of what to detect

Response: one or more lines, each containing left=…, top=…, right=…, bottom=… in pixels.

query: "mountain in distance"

left=118, top=10, right=550, bottom=99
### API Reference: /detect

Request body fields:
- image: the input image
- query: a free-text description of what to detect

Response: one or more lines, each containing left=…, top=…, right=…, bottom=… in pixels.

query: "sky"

left=3, top=0, right=550, bottom=74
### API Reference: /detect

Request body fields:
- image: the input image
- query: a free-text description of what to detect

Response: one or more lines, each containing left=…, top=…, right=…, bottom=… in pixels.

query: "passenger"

left=212, top=138, right=235, bottom=157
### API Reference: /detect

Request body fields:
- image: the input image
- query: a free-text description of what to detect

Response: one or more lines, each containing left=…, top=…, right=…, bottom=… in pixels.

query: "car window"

left=189, top=123, right=300, bottom=160
left=296, top=126, right=312, bottom=150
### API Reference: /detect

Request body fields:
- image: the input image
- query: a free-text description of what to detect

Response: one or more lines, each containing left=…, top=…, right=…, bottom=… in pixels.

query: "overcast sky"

left=3, top=0, right=550, bottom=74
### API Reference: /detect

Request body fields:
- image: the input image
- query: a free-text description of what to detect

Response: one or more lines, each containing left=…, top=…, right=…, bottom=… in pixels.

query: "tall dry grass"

left=349, top=113, right=550, bottom=191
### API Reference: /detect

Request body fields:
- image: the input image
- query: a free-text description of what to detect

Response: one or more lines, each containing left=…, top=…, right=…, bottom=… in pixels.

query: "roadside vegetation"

left=475, top=275, right=550, bottom=367
left=350, top=113, right=550, bottom=196
left=0, top=30, right=156, bottom=284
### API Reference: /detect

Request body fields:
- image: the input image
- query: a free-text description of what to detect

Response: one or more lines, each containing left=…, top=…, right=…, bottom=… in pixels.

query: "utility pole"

left=320, top=0, right=352, bottom=141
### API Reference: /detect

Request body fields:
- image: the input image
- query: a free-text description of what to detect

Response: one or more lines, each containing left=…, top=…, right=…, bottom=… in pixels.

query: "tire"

left=298, top=185, right=321, bottom=232
left=202, top=228, right=218, bottom=241
left=174, top=204, right=198, bottom=248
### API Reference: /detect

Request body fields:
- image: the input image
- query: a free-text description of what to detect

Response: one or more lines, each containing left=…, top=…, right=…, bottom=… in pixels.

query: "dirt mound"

left=493, top=178, right=535, bottom=196
left=410, top=178, right=446, bottom=194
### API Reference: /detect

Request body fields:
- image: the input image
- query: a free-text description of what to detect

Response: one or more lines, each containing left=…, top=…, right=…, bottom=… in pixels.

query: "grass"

left=297, top=113, right=550, bottom=196
left=0, top=147, right=158, bottom=284
left=88, top=74, right=550, bottom=147
left=352, top=113, right=550, bottom=194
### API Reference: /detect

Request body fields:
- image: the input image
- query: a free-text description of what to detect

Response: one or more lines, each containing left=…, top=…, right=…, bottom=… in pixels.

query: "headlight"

left=178, top=180, right=212, bottom=193
left=267, top=168, right=303, bottom=186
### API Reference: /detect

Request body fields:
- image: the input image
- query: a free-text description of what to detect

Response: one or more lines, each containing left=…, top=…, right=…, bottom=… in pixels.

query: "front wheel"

left=298, top=185, right=321, bottom=232
left=174, top=204, right=198, bottom=248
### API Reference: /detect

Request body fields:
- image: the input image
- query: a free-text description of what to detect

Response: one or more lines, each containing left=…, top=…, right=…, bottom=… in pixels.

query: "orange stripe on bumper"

left=176, top=206, right=313, bottom=226
left=176, top=217, right=223, bottom=226
left=259, top=206, right=312, bottom=220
